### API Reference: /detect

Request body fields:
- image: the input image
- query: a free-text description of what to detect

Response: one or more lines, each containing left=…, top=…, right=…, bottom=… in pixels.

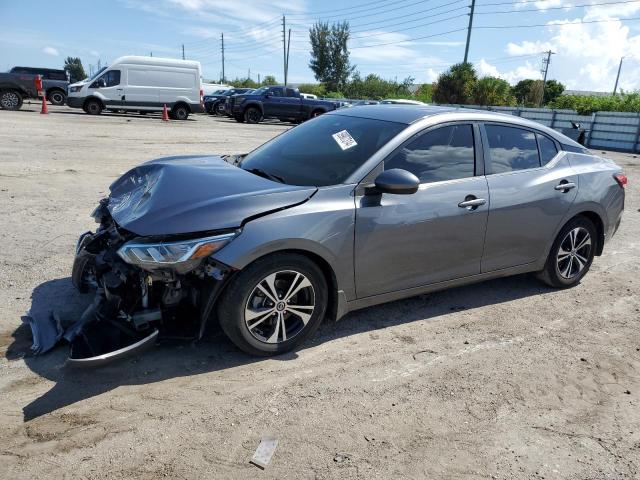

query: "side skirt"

left=339, top=262, right=539, bottom=318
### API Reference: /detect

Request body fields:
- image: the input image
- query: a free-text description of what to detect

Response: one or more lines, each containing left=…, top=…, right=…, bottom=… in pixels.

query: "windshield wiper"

left=244, top=167, right=285, bottom=184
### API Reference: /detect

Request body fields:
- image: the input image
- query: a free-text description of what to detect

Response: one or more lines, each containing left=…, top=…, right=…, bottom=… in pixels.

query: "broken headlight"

left=117, top=232, right=237, bottom=267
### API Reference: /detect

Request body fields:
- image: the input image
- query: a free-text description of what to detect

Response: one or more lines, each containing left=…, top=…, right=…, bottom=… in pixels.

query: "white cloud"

left=497, top=8, right=640, bottom=90
left=475, top=59, right=541, bottom=84
left=42, top=46, right=59, bottom=56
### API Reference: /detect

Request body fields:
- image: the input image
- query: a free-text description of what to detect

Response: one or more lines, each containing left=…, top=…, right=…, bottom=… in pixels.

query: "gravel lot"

left=1, top=105, right=639, bottom=479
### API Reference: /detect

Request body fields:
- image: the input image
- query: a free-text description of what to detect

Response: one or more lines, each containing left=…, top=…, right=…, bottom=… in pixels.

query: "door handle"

left=555, top=181, right=576, bottom=192
left=458, top=197, right=486, bottom=209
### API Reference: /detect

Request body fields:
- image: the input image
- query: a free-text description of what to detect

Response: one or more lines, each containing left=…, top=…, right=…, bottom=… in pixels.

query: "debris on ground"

left=250, top=436, right=278, bottom=469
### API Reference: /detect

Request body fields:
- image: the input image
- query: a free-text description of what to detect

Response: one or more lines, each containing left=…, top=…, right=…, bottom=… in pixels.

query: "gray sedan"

left=66, top=105, right=625, bottom=362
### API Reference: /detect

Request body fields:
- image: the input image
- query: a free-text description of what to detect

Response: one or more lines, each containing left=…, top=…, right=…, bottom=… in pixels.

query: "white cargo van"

left=66, top=56, right=204, bottom=119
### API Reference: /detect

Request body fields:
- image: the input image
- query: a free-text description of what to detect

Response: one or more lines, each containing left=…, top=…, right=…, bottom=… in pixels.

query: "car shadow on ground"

left=5, top=274, right=552, bottom=421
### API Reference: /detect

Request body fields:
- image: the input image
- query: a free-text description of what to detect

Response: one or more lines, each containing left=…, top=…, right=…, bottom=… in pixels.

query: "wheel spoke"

left=258, top=273, right=279, bottom=302
left=561, top=256, right=573, bottom=277
left=247, top=311, right=273, bottom=331
left=573, top=254, right=585, bottom=272
left=575, top=234, right=591, bottom=251
left=266, top=312, right=283, bottom=343
left=283, top=273, right=301, bottom=302
left=575, top=252, right=589, bottom=264
left=285, top=276, right=312, bottom=302
left=287, top=307, right=312, bottom=325
left=245, top=307, right=274, bottom=322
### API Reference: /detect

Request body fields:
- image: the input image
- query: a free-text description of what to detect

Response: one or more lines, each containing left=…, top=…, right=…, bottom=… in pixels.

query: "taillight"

left=200, top=89, right=204, bottom=104
left=614, top=173, right=627, bottom=188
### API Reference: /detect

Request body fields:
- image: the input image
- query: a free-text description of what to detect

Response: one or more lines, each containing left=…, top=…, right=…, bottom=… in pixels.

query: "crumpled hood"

left=108, top=155, right=316, bottom=236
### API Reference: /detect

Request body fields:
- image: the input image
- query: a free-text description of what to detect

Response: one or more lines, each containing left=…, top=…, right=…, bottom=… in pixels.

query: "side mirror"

left=371, top=169, right=420, bottom=195
left=97, top=78, right=107, bottom=88
left=265, top=92, right=272, bottom=98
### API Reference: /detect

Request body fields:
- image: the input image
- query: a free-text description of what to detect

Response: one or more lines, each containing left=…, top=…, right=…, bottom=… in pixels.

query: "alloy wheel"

left=244, top=270, right=315, bottom=344
left=1, top=91, right=20, bottom=109
left=556, top=227, right=591, bottom=279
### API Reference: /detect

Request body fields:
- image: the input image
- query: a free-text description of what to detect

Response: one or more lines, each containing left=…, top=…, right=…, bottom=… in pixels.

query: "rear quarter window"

left=485, top=124, right=540, bottom=173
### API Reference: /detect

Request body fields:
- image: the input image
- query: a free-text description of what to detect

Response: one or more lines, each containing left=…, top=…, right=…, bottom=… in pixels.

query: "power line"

left=475, top=0, right=640, bottom=14
left=475, top=16, right=640, bottom=28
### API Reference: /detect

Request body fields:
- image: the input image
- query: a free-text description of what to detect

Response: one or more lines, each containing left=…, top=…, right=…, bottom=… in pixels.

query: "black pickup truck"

left=0, top=67, right=70, bottom=110
left=227, top=85, right=339, bottom=123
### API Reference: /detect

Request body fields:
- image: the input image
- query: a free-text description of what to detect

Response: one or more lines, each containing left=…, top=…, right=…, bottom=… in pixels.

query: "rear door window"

left=537, top=133, right=558, bottom=165
left=384, top=124, right=476, bottom=184
left=485, top=125, right=540, bottom=173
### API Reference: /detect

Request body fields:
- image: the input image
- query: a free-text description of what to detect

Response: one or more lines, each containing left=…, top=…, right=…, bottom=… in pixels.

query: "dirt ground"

left=0, top=105, right=639, bottom=479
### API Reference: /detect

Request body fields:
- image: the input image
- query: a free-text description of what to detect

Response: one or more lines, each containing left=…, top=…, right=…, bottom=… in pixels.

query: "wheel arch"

left=172, top=101, right=191, bottom=113
left=243, top=102, right=263, bottom=114
left=47, top=87, right=66, bottom=97
left=574, top=211, right=605, bottom=256
left=219, top=246, right=341, bottom=322
left=83, top=96, right=104, bottom=109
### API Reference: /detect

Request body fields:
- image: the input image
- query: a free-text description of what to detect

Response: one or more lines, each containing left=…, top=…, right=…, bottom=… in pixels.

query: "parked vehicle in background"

left=10, top=67, right=70, bottom=106
left=205, top=88, right=253, bottom=115
left=350, top=100, right=380, bottom=106
left=381, top=99, right=426, bottom=105
left=227, top=85, right=339, bottom=124
left=66, top=56, right=204, bottom=120
left=65, top=105, right=625, bottom=362
left=202, top=83, right=231, bottom=96
left=0, top=66, right=70, bottom=110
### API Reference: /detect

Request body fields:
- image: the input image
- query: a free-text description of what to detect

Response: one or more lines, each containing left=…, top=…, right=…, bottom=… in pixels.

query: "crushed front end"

left=66, top=199, right=236, bottom=366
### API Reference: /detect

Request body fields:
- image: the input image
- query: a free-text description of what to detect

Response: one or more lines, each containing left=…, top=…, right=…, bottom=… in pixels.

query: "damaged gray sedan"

left=62, top=106, right=625, bottom=365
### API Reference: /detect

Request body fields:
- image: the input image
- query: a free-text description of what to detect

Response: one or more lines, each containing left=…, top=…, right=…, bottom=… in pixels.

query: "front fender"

left=212, top=185, right=357, bottom=300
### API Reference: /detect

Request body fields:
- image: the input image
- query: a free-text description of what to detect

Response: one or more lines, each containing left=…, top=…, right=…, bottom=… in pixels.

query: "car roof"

left=328, top=105, right=584, bottom=148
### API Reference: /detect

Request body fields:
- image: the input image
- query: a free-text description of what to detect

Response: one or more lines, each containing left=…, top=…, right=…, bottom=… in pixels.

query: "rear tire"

left=244, top=106, right=263, bottom=124
left=537, top=216, right=597, bottom=288
left=85, top=99, right=102, bottom=115
left=215, top=102, right=226, bottom=115
left=234, top=114, right=245, bottom=123
left=48, top=90, right=66, bottom=106
left=0, top=90, right=23, bottom=110
left=217, top=253, right=328, bottom=356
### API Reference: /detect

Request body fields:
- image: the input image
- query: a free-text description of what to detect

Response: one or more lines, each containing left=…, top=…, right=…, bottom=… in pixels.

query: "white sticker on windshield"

left=332, top=130, right=358, bottom=150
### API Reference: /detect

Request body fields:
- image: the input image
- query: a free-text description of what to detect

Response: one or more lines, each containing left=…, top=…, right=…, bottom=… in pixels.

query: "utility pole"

left=182, top=44, right=185, bottom=60
left=282, top=15, right=287, bottom=86
left=285, top=28, right=291, bottom=86
left=258, top=73, right=261, bottom=84
left=613, top=56, right=624, bottom=95
left=463, top=0, right=476, bottom=63
left=540, top=50, right=555, bottom=106
left=221, top=33, right=225, bottom=83
left=150, top=51, right=153, bottom=57
left=248, top=68, right=251, bottom=81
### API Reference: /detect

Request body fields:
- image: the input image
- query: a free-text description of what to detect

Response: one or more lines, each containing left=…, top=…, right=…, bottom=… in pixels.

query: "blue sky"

left=1, top=0, right=639, bottom=91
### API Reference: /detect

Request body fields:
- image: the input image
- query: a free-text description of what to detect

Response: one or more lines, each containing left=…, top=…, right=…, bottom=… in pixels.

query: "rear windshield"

left=240, top=114, right=406, bottom=186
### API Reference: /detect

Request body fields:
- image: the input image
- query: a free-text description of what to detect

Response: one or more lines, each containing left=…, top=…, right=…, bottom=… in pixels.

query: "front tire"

left=217, top=253, right=328, bottom=356
left=85, top=99, right=102, bottom=115
left=244, top=106, right=263, bottom=124
left=537, top=216, right=597, bottom=288
left=234, top=114, right=245, bottom=123
left=0, top=90, right=23, bottom=110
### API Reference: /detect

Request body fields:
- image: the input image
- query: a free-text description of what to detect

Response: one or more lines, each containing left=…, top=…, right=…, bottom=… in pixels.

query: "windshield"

left=240, top=114, right=406, bottom=186
left=252, top=86, right=269, bottom=95
left=87, top=66, right=107, bottom=82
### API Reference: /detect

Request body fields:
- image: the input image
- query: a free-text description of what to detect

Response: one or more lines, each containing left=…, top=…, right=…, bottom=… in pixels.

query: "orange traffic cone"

left=162, top=104, right=169, bottom=122
left=40, top=94, right=48, bottom=114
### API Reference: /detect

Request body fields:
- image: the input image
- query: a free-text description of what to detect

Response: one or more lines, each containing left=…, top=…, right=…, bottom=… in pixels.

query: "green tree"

left=513, top=79, right=563, bottom=106
left=228, top=77, right=259, bottom=88
left=297, top=83, right=327, bottom=97
left=413, top=83, right=434, bottom=103
left=64, top=57, right=86, bottom=82
left=543, top=79, right=565, bottom=105
left=342, top=72, right=413, bottom=100
left=432, top=62, right=477, bottom=105
left=309, top=21, right=354, bottom=92
left=261, top=75, right=277, bottom=85
left=473, top=76, right=514, bottom=106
